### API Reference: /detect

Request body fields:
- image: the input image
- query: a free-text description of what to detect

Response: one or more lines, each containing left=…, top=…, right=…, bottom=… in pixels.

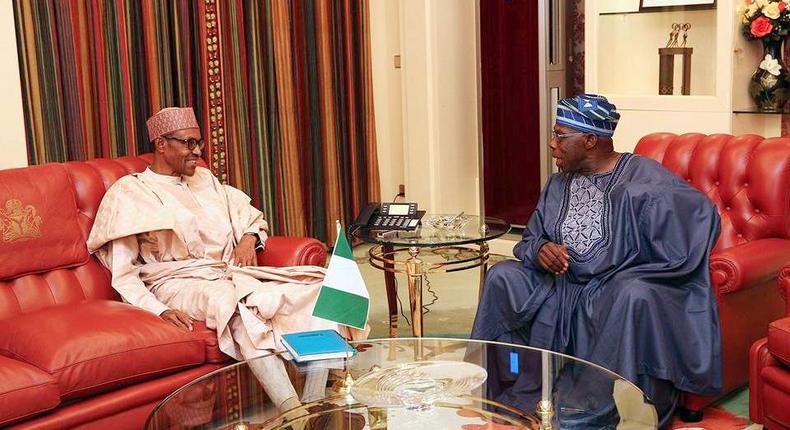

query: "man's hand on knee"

left=160, top=309, right=194, bottom=331
left=538, top=242, right=569, bottom=275
left=232, top=234, right=258, bottom=267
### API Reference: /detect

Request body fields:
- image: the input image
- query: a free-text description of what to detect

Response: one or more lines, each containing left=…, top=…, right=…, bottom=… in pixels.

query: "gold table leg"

left=381, top=243, right=399, bottom=338
left=406, top=246, right=424, bottom=337
left=478, top=241, right=489, bottom=301
left=537, top=351, right=555, bottom=429
left=536, top=399, right=554, bottom=430
left=368, top=236, right=496, bottom=338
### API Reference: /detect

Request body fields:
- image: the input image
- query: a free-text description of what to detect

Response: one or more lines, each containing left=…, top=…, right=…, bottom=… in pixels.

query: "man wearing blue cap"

left=472, top=94, right=722, bottom=428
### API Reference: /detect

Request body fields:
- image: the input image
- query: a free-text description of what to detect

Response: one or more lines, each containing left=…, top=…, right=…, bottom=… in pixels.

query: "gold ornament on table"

left=659, top=22, right=693, bottom=95
left=665, top=23, right=680, bottom=48
left=681, top=23, right=691, bottom=47
left=664, top=23, right=691, bottom=48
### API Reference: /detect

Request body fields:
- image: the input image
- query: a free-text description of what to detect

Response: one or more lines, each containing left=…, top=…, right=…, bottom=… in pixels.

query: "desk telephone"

left=353, top=202, right=425, bottom=231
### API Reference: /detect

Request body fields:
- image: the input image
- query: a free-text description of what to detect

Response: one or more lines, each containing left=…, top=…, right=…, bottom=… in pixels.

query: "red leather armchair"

left=750, top=265, right=790, bottom=430
left=634, top=133, right=790, bottom=417
left=0, top=155, right=326, bottom=429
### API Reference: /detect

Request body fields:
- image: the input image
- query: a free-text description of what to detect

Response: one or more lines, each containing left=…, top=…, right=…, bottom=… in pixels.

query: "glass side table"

left=146, top=338, right=658, bottom=430
left=352, top=215, right=511, bottom=337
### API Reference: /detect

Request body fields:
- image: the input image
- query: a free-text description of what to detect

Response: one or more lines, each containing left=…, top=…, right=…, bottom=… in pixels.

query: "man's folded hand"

left=538, top=242, right=569, bottom=275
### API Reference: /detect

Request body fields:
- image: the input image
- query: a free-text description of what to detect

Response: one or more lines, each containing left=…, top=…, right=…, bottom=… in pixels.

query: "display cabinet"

left=587, top=0, right=785, bottom=147
left=597, top=8, right=716, bottom=97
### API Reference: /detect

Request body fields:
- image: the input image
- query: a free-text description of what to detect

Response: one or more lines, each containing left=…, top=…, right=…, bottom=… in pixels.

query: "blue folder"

left=280, top=329, right=356, bottom=362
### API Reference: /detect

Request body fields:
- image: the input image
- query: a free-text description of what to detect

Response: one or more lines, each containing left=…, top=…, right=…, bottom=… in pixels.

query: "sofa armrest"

left=709, top=238, right=790, bottom=295
left=256, top=236, right=327, bottom=268
left=749, top=337, right=773, bottom=424
left=780, top=264, right=790, bottom=314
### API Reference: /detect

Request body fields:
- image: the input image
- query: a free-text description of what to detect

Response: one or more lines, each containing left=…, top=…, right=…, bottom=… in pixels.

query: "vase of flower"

left=739, top=0, right=790, bottom=111
left=749, top=39, right=790, bottom=111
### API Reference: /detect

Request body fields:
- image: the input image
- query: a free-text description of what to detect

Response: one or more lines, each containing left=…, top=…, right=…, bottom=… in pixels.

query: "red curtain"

left=480, top=0, right=541, bottom=226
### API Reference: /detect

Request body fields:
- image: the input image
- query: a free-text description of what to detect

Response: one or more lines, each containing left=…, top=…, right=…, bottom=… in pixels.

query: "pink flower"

left=751, top=16, right=774, bottom=37
left=780, top=2, right=786, bottom=11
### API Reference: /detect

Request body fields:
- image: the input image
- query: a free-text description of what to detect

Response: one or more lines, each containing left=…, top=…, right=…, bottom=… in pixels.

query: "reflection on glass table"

left=353, top=215, right=511, bottom=337
left=146, top=338, right=658, bottom=430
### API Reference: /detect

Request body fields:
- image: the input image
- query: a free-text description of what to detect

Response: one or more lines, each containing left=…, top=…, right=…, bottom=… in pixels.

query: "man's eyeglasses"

left=165, top=135, right=205, bottom=151
left=551, top=131, right=587, bottom=141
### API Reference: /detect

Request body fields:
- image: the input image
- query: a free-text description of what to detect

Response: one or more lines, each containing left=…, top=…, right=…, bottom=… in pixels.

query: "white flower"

left=747, top=3, right=759, bottom=17
left=763, top=2, right=781, bottom=18
left=737, top=3, right=748, bottom=17
left=756, top=0, right=768, bottom=7
left=760, top=54, right=782, bottom=75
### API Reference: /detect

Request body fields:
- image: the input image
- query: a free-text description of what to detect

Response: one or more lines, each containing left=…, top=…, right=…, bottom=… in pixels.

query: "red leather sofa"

left=634, top=133, right=790, bottom=419
left=750, top=264, right=790, bottom=430
left=0, top=155, right=326, bottom=429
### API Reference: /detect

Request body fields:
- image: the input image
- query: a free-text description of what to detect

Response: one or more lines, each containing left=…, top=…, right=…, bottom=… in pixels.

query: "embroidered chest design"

left=560, top=177, right=606, bottom=256
left=0, top=199, right=43, bottom=242
left=555, top=154, right=632, bottom=261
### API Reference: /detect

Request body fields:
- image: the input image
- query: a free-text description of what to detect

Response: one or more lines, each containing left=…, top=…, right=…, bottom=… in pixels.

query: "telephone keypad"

left=372, top=215, right=416, bottom=230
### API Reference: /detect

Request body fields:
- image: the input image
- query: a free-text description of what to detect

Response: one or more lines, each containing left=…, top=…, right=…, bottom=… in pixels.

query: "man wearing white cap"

left=87, top=107, right=367, bottom=417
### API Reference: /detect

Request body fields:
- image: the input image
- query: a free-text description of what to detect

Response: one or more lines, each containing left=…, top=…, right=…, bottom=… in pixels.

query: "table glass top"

left=146, top=338, right=657, bottom=430
left=352, top=215, right=511, bottom=247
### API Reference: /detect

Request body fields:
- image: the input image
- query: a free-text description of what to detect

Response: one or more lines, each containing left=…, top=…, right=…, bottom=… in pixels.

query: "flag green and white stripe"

left=312, top=226, right=369, bottom=329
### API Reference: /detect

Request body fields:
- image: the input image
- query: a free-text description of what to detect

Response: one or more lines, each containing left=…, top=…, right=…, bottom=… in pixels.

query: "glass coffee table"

left=146, top=338, right=657, bottom=429
left=353, top=215, right=511, bottom=337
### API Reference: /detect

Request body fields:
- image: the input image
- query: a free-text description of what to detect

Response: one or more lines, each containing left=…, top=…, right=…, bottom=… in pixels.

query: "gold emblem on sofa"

left=0, top=199, right=43, bottom=242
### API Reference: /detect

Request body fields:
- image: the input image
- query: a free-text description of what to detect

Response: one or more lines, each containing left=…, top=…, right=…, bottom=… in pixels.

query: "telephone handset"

left=353, top=202, right=424, bottom=231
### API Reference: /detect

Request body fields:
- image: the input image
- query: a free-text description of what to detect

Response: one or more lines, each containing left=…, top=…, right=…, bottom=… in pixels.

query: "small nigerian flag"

left=312, top=224, right=369, bottom=329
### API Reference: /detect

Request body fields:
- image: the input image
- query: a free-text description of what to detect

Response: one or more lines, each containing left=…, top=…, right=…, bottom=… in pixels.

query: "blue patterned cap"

left=556, top=94, right=620, bottom=137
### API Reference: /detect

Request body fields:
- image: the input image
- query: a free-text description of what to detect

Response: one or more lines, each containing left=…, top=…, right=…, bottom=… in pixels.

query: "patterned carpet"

left=669, top=406, right=753, bottom=430
left=669, top=388, right=761, bottom=430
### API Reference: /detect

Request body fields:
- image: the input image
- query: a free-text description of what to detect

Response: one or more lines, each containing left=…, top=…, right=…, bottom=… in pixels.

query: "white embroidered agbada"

left=87, top=166, right=367, bottom=360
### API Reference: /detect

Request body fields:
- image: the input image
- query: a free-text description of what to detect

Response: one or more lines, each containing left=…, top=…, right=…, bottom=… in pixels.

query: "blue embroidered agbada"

left=472, top=153, right=722, bottom=426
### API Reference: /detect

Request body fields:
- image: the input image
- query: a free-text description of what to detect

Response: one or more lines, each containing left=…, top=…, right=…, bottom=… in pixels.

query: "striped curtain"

left=14, top=0, right=203, bottom=162
left=13, top=0, right=379, bottom=243
left=216, top=0, right=379, bottom=240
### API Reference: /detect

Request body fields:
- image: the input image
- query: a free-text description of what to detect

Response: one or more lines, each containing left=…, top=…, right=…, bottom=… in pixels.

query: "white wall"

left=0, top=1, right=28, bottom=169
left=370, top=0, right=481, bottom=215
left=370, top=0, right=480, bottom=216
left=369, top=0, right=404, bottom=203
left=598, top=10, right=717, bottom=97
left=612, top=110, right=731, bottom=152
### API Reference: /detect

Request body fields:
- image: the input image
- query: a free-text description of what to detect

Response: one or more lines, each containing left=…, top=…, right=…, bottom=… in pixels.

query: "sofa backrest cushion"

left=0, top=155, right=155, bottom=321
left=0, top=164, right=88, bottom=280
left=635, top=133, right=790, bottom=252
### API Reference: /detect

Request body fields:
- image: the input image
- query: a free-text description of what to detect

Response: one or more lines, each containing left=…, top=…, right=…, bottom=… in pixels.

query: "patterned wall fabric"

left=14, top=0, right=203, bottom=162
left=13, top=0, right=379, bottom=243
left=215, top=0, right=379, bottom=239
